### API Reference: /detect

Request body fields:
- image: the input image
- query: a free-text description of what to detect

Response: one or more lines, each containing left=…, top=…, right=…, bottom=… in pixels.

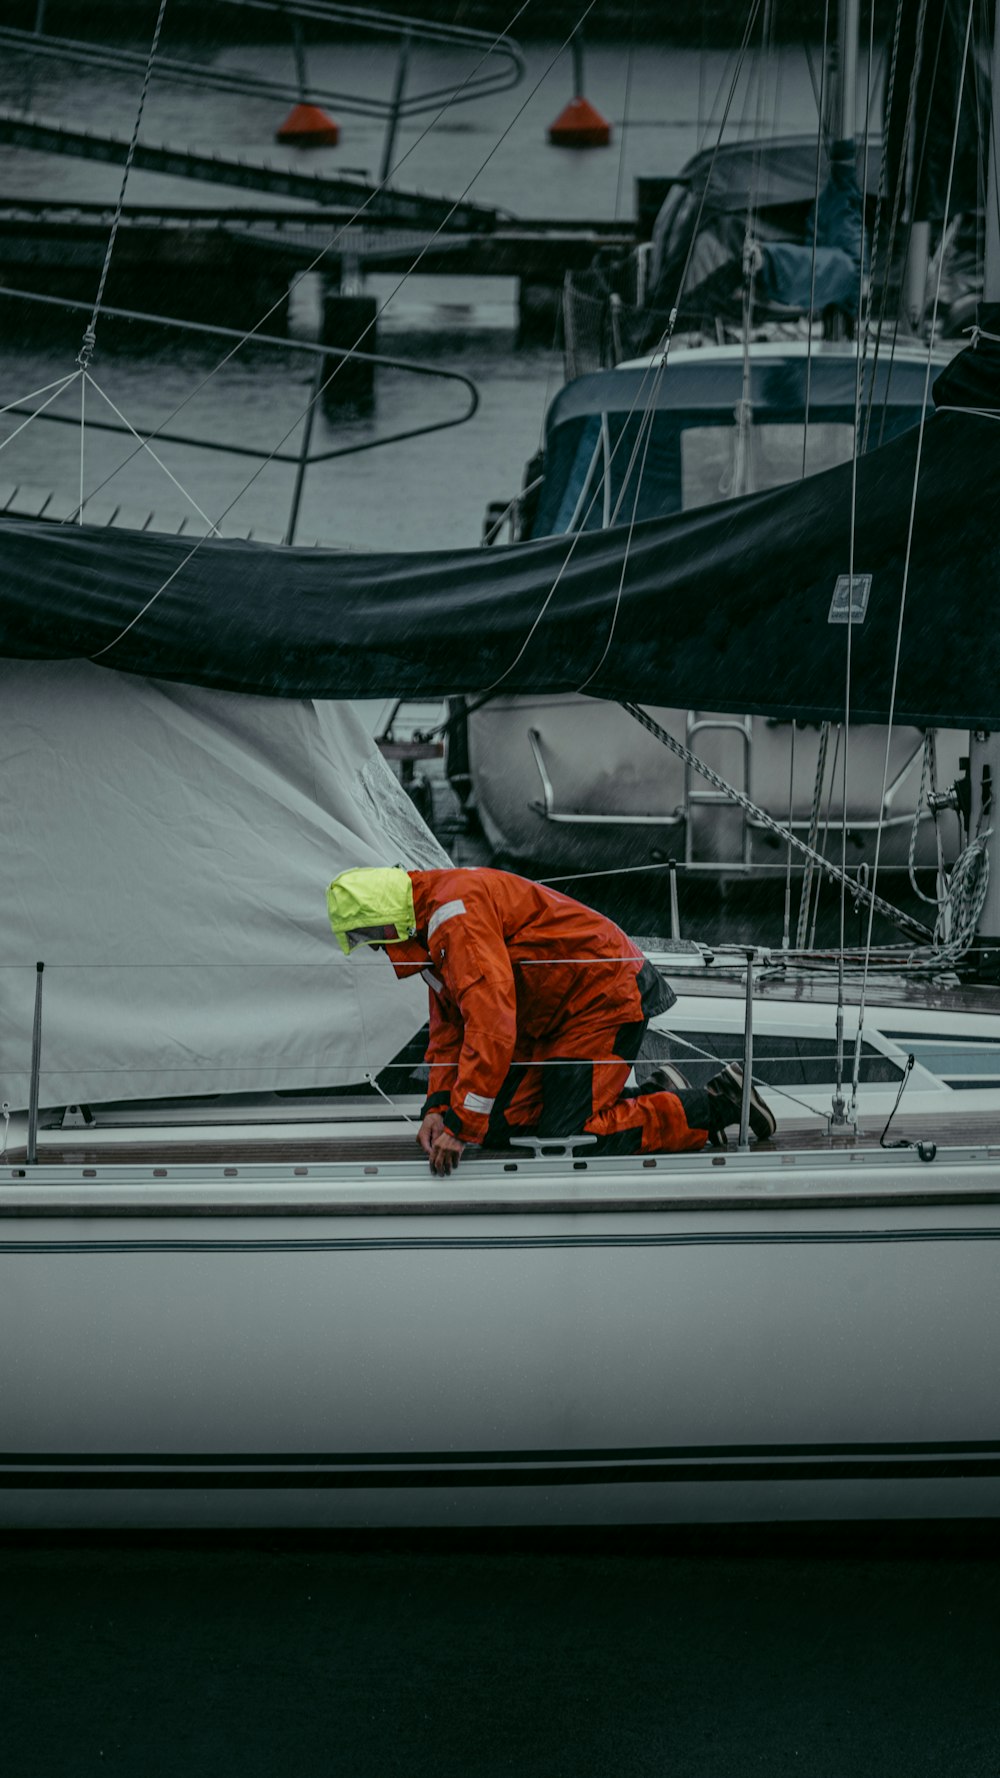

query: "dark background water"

left=4, top=1529, right=1000, bottom=1776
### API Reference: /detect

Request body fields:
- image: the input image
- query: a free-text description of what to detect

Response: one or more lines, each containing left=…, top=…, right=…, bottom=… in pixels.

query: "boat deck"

left=7, top=1108, right=1000, bottom=1168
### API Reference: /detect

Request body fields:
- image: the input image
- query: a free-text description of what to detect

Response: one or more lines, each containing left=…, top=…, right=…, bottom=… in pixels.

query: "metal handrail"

left=0, top=285, right=479, bottom=539
left=527, top=729, right=685, bottom=829
left=1, top=3, right=525, bottom=126
left=684, top=712, right=753, bottom=870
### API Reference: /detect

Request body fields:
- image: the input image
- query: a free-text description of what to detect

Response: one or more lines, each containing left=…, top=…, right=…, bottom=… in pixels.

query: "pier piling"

left=321, top=288, right=378, bottom=411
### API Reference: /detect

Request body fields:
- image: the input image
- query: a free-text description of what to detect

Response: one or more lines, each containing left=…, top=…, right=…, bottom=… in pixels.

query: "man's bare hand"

left=428, top=1128, right=465, bottom=1176
left=417, top=1111, right=446, bottom=1157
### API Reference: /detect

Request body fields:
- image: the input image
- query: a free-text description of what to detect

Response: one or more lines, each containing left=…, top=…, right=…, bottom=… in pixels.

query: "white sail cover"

left=0, top=661, right=449, bottom=1110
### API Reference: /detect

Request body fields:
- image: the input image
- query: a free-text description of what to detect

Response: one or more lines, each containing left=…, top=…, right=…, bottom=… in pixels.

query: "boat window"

left=646, top=1033, right=903, bottom=1088
left=681, top=422, right=856, bottom=510
left=535, top=413, right=684, bottom=536
left=879, top=1033, right=1000, bottom=1086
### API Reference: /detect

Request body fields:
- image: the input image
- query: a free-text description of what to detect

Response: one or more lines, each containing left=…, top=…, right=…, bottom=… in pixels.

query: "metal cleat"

left=508, top=1134, right=598, bottom=1159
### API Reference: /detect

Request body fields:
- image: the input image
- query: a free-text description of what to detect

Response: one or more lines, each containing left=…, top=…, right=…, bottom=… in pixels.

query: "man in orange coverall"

left=327, top=865, right=775, bottom=1176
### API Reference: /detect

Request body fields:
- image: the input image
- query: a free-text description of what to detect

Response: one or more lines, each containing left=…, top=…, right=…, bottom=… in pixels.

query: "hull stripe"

left=2, top=1228, right=1000, bottom=1255
left=1, top=1444, right=1000, bottom=1490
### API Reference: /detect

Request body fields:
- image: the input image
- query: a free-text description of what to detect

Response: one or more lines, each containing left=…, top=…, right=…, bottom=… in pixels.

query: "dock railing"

left=2, top=1, right=525, bottom=189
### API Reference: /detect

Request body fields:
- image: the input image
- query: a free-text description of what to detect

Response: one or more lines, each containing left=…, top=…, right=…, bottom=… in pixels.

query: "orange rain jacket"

left=388, top=868, right=663, bottom=1145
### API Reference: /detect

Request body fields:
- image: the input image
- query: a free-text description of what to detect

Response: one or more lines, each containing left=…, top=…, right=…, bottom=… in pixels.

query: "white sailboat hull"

left=469, top=697, right=966, bottom=876
left=3, top=1153, right=999, bottom=1528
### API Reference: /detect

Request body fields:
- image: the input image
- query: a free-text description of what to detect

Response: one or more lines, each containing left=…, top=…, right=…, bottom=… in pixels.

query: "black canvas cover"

left=0, top=399, right=996, bottom=728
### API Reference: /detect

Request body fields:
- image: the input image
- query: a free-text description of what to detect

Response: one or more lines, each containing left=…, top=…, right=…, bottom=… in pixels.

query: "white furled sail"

left=0, top=662, right=448, bottom=1109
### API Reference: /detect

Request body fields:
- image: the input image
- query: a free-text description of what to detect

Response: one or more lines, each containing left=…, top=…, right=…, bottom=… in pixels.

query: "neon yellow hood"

left=326, top=867, right=416, bottom=956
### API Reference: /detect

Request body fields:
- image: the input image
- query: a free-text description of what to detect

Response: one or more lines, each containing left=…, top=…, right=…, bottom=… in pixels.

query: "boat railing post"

left=27, top=960, right=44, bottom=1166
left=738, top=948, right=754, bottom=1151
left=668, top=860, right=681, bottom=941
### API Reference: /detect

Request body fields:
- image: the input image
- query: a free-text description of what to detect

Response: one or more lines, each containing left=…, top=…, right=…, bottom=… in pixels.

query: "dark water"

left=5, top=1532, right=1000, bottom=1776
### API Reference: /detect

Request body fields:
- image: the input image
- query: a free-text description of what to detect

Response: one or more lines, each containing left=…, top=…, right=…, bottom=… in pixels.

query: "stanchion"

left=738, top=950, right=754, bottom=1151
left=27, top=960, right=44, bottom=1166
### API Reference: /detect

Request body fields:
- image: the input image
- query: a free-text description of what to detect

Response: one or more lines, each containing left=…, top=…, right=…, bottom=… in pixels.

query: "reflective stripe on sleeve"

left=427, top=898, right=466, bottom=938
left=421, top=968, right=443, bottom=993
left=463, top=1090, right=495, bottom=1115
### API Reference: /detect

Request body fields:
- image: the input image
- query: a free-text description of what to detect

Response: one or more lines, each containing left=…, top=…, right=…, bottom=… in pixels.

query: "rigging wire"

left=84, top=373, right=221, bottom=533
left=598, top=0, right=767, bottom=527
left=613, top=0, right=637, bottom=223
left=76, top=0, right=169, bottom=371
left=0, top=372, right=81, bottom=458
left=809, top=724, right=843, bottom=950
left=422, top=0, right=766, bottom=711
left=618, top=701, right=932, bottom=944
left=858, top=0, right=907, bottom=455
left=849, top=0, right=979, bottom=1114
left=876, top=0, right=947, bottom=443
left=832, top=0, right=877, bottom=1122
left=982, top=0, right=996, bottom=279
left=906, top=732, right=947, bottom=908
left=794, top=719, right=831, bottom=947
left=89, top=3, right=620, bottom=662
left=781, top=721, right=796, bottom=949
left=78, top=372, right=86, bottom=526
left=530, top=0, right=767, bottom=698
left=849, top=0, right=879, bottom=439
left=733, top=0, right=776, bottom=500
left=62, top=0, right=539, bottom=518
left=801, top=0, right=832, bottom=481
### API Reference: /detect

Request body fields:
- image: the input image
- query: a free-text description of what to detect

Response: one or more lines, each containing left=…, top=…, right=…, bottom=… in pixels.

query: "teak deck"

left=8, top=1110, right=1000, bottom=1168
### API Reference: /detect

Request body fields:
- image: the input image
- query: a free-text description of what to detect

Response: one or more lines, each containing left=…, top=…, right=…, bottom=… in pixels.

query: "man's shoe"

left=706, top=1063, right=776, bottom=1145
left=637, top=1061, right=691, bottom=1094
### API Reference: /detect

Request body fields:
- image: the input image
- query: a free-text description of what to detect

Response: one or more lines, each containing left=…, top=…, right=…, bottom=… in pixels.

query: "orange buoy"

left=547, top=95, right=611, bottom=148
left=276, top=103, right=340, bottom=147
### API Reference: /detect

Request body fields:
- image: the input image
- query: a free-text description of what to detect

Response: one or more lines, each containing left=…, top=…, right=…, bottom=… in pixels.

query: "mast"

left=969, top=0, right=1000, bottom=970
left=836, top=0, right=858, bottom=141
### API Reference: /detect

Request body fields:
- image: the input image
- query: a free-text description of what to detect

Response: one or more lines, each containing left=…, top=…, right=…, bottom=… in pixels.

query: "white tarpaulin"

left=0, top=661, right=449, bottom=1110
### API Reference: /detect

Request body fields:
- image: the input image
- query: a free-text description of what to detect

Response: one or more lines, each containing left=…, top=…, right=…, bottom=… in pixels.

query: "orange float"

left=276, top=103, right=340, bottom=147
